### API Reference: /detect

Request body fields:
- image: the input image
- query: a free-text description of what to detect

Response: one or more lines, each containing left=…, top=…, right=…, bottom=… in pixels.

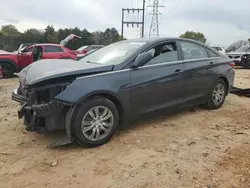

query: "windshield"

left=79, top=41, right=146, bottom=65
left=235, top=46, right=250, bottom=52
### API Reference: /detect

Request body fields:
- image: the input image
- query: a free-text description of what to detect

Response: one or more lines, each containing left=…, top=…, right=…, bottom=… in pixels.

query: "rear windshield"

left=235, top=46, right=250, bottom=52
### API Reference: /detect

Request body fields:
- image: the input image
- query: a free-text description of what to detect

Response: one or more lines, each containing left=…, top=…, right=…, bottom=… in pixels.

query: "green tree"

left=44, top=25, right=58, bottom=43
left=180, top=31, right=207, bottom=43
left=0, top=25, right=122, bottom=51
left=0, top=25, right=20, bottom=36
left=20, top=28, right=44, bottom=43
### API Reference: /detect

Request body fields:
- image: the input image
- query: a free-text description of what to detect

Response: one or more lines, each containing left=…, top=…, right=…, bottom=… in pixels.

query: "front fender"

left=55, top=69, right=131, bottom=109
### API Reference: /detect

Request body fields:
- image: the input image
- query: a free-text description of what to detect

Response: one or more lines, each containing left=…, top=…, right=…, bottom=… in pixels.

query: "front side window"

left=79, top=41, right=146, bottom=65
left=44, top=46, right=64, bottom=53
left=180, top=41, right=208, bottom=60
left=22, top=46, right=33, bottom=53
left=145, top=42, right=178, bottom=66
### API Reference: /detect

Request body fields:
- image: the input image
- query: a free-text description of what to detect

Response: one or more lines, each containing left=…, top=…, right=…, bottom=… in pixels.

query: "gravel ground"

left=0, top=69, right=250, bottom=188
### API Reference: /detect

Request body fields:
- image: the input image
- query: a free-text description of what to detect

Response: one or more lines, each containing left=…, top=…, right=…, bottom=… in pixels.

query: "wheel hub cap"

left=81, top=106, right=114, bottom=141
left=212, top=83, right=225, bottom=105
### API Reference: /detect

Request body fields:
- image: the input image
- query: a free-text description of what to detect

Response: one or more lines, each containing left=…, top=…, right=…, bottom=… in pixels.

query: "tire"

left=72, top=96, right=119, bottom=147
left=0, top=63, right=15, bottom=78
left=204, top=79, right=227, bottom=110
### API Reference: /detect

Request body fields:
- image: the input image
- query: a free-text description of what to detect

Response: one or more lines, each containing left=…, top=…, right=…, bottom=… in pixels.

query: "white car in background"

left=226, top=45, right=250, bottom=66
left=211, top=45, right=226, bottom=55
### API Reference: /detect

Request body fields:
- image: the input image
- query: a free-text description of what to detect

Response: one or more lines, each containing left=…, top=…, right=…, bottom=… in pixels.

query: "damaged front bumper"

left=12, top=88, right=67, bottom=130
left=12, top=88, right=74, bottom=147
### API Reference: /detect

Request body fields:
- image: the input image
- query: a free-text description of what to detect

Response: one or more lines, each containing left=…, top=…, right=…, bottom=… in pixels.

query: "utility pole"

left=121, top=0, right=146, bottom=39
left=148, top=0, right=164, bottom=37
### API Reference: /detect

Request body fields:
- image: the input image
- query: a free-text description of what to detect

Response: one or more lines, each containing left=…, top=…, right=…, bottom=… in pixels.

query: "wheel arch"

left=65, top=91, right=125, bottom=141
left=0, top=59, right=18, bottom=72
left=217, top=76, right=229, bottom=95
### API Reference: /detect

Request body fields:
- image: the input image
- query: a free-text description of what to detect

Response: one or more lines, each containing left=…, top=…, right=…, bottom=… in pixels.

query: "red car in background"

left=0, top=43, right=77, bottom=77
left=0, top=34, right=83, bottom=78
left=74, top=45, right=104, bottom=58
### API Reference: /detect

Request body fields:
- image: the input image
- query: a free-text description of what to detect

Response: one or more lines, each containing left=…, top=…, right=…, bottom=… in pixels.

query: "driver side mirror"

left=131, top=51, right=153, bottom=68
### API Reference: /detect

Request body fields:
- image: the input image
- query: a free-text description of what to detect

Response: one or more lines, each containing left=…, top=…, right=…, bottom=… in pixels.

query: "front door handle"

left=210, top=62, right=214, bottom=66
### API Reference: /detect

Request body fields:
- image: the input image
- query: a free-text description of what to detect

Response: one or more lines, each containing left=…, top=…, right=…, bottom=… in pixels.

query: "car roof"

left=120, top=37, right=207, bottom=46
left=36, top=43, right=63, bottom=47
left=25, top=43, right=63, bottom=48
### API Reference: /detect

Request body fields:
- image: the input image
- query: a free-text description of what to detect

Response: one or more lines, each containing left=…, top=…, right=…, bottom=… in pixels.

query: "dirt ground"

left=0, top=69, right=250, bottom=188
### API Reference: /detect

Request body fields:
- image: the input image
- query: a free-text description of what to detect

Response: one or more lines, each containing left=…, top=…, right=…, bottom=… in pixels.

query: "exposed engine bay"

left=15, top=81, right=72, bottom=133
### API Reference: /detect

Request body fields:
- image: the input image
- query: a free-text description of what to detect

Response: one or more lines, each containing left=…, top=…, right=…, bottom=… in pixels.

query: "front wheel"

left=0, top=63, right=15, bottom=78
left=204, top=79, right=227, bottom=110
left=72, top=97, right=119, bottom=147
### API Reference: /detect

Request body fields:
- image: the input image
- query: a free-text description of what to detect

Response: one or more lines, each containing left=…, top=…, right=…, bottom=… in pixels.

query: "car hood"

left=0, top=50, right=12, bottom=55
left=19, top=59, right=114, bottom=86
left=226, top=52, right=250, bottom=55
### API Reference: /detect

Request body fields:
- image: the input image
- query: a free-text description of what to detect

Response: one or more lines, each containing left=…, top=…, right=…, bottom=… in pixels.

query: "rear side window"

left=207, top=49, right=220, bottom=57
left=44, top=46, right=64, bottom=53
left=180, top=41, right=208, bottom=60
left=212, top=47, right=223, bottom=51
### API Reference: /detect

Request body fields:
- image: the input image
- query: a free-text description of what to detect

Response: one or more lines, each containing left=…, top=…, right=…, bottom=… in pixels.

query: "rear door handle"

left=209, top=62, right=214, bottom=66
left=175, top=69, right=183, bottom=73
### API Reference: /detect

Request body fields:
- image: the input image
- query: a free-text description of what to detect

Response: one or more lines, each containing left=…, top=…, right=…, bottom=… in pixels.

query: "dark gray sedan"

left=12, top=37, right=235, bottom=147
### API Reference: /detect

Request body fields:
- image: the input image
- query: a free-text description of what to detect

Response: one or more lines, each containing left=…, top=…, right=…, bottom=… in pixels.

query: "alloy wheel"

left=81, top=106, right=114, bottom=141
left=212, top=83, right=225, bottom=106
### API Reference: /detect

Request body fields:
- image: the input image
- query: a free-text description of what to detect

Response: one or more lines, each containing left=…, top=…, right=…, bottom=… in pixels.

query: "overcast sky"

left=0, top=0, right=250, bottom=47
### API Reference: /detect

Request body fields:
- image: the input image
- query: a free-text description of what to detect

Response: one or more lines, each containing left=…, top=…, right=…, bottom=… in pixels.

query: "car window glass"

left=22, top=46, right=33, bottom=53
left=180, top=41, right=208, bottom=60
left=79, top=41, right=146, bottom=65
left=87, top=46, right=93, bottom=51
left=207, top=49, right=220, bottom=57
left=44, top=46, right=64, bottom=53
left=145, top=42, right=178, bottom=66
left=212, top=47, right=222, bottom=51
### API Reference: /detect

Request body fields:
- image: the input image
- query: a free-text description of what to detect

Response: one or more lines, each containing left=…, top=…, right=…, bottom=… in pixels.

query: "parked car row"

left=12, top=37, right=235, bottom=147
left=211, top=44, right=250, bottom=69
left=226, top=45, right=250, bottom=68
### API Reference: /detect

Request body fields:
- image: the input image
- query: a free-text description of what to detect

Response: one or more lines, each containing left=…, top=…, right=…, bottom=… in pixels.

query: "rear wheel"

left=0, top=63, right=15, bottom=78
left=204, top=79, right=227, bottom=110
left=72, top=97, right=119, bottom=147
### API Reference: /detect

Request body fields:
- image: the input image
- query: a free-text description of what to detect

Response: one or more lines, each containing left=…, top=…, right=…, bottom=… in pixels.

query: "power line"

left=148, top=0, right=164, bottom=37
left=121, top=0, right=146, bottom=38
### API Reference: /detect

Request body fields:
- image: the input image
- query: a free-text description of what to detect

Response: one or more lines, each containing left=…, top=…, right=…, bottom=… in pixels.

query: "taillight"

left=228, top=62, right=235, bottom=69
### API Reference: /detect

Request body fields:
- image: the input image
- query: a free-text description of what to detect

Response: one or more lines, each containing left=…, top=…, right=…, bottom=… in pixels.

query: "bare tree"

left=226, top=40, right=249, bottom=52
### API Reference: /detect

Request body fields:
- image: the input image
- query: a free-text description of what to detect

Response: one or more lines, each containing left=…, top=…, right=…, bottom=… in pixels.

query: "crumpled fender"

left=55, top=70, right=131, bottom=104
left=55, top=70, right=131, bottom=139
